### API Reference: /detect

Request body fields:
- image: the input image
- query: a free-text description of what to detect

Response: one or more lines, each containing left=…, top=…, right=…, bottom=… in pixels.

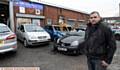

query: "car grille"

left=38, top=36, right=47, bottom=39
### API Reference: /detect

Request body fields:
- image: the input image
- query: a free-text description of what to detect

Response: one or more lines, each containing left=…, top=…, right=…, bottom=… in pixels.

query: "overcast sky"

left=41, top=0, right=120, bottom=17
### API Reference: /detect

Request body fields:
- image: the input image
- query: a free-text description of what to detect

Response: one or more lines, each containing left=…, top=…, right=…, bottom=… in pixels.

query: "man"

left=84, top=11, right=116, bottom=70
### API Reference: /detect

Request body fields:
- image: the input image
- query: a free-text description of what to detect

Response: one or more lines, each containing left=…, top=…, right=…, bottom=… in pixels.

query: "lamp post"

left=9, top=0, right=15, bottom=32
left=119, top=3, right=120, bottom=16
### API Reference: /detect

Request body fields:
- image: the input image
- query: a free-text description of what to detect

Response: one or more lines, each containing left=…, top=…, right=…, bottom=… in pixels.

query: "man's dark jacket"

left=83, top=20, right=116, bottom=64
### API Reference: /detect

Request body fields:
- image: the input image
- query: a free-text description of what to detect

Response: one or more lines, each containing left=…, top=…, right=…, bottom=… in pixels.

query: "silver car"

left=16, top=24, right=51, bottom=47
left=0, top=23, right=17, bottom=53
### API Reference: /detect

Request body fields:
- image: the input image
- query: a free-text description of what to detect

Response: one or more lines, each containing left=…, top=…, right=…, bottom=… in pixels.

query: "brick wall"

left=44, top=5, right=89, bottom=25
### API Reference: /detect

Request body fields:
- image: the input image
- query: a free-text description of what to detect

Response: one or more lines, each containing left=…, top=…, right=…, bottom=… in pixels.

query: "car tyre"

left=24, top=39, right=29, bottom=47
left=11, top=50, right=17, bottom=54
left=115, top=34, right=120, bottom=40
left=52, top=43, right=58, bottom=52
left=73, top=50, right=80, bottom=56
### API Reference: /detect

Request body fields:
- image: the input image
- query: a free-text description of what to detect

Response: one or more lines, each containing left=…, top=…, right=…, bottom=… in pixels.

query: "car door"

left=45, top=26, right=54, bottom=38
left=17, top=25, right=25, bottom=41
left=49, top=26, right=54, bottom=39
left=16, top=25, right=21, bottom=40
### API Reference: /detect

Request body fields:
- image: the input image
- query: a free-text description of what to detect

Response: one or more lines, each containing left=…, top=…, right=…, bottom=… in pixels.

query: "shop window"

left=16, top=18, right=31, bottom=27
left=32, top=19, right=40, bottom=26
left=58, top=15, right=65, bottom=24
left=47, top=18, right=52, bottom=25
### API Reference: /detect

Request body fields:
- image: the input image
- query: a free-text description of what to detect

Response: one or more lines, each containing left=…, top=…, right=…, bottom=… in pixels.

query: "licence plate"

left=58, top=47, right=67, bottom=51
left=37, top=40, right=46, bottom=42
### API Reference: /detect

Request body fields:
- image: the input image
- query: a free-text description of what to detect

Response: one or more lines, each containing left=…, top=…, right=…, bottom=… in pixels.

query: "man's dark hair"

left=90, top=11, right=100, bottom=17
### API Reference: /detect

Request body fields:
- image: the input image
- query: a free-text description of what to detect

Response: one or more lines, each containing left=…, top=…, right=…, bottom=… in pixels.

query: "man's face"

left=89, top=13, right=101, bottom=25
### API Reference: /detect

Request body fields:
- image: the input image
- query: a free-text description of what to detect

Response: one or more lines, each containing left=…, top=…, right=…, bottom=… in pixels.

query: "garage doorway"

left=16, top=18, right=32, bottom=28
left=0, top=3, right=9, bottom=25
left=67, top=20, right=75, bottom=26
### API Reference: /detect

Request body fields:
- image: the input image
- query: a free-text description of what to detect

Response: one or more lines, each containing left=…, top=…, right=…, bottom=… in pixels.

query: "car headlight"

left=71, top=41, right=79, bottom=46
left=57, top=38, right=60, bottom=43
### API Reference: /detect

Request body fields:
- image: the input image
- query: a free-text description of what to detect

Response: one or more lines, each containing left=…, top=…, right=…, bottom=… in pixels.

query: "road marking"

left=0, top=67, right=40, bottom=70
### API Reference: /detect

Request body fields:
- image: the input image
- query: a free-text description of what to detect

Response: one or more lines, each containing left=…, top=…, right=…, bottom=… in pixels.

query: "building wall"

left=44, top=5, right=58, bottom=25
left=13, top=1, right=89, bottom=31
left=44, top=5, right=89, bottom=27
left=62, top=9, right=78, bottom=20
left=13, top=1, right=45, bottom=31
left=62, top=9, right=89, bottom=21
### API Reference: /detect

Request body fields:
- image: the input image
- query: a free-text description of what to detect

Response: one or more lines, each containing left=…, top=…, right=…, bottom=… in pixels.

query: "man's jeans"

left=87, top=56, right=107, bottom=70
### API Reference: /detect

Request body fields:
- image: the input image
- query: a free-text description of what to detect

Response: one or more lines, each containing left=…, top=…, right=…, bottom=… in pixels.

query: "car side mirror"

left=17, top=27, right=20, bottom=30
left=21, top=29, right=25, bottom=32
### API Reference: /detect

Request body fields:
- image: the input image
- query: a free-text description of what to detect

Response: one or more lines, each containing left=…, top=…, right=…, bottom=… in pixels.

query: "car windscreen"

left=67, top=30, right=85, bottom=36
left=77, top=30, right=85, bottom=36
left=0, top=26, right=10, bottom=33
left=25, top=25, right=45, bottom=32
left=67, top=27, right=72, bottom=31
left=54, top=26, right=72, bottom=31
left=62, top=27, right=68, bottom=31
left=54, top=26, right=61, bottom=31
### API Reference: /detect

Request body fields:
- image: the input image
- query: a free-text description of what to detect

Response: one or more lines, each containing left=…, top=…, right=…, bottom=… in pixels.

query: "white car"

left=16, top=24, right=51, bottom=47
left=0, top=23, right=17, bottom=53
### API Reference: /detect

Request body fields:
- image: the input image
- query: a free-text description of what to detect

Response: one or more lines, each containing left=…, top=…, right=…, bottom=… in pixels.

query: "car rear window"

left=0, top=26, right=10, bottom=33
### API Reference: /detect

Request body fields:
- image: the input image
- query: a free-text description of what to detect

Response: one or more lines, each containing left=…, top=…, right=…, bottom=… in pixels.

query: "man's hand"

left=101, top=60, right=109, bottom=67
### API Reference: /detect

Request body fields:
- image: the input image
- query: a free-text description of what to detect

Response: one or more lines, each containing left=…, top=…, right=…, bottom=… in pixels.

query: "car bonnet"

left=60, top=35, right=83, bottom=43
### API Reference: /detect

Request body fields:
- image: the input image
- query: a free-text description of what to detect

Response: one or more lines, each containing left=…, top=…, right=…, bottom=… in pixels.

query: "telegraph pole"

left=119, top=3, right=120, bottom=16
left=9, top=0, right=15, bottom=32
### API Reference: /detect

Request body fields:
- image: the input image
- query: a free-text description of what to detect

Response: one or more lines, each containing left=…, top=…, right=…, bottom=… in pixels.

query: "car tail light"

left=6, top=34, right=16, bottom=40
left=113, top=27, right=119, bottom=29
left=12, top=46, right=17, bottom=48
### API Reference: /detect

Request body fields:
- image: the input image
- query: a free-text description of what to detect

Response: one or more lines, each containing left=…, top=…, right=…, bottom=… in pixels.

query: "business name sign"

left=29, top=0, right=41, bottom=3
left=14, top=1, right=43, bottom=10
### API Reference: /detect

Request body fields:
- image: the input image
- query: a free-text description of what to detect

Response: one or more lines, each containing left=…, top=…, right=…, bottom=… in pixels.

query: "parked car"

left=110, top=25, right=120, bottom=40
left=77, top=25, right=87, bottom=31
left=0, top=23, right=17, bottom=53
left=53, top=30, right=85, bottom=55
left=114, top=29, right=120, bottom=40
left=44, top=25, right=72, bottom=41
left=16, top=24, right=51, bottom=47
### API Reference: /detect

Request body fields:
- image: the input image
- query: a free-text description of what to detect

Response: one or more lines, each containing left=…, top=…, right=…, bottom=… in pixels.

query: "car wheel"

left=73, top=50, right=80, bottom=56
left=51, top=43, right=58, bottom=52
left=53, top=37, right=58, bottom=42
left=24, top=39, right=29, bottom=47
left=11, top=50, right=17, bottom=54
left=115, top=34, right=120, bottom=40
